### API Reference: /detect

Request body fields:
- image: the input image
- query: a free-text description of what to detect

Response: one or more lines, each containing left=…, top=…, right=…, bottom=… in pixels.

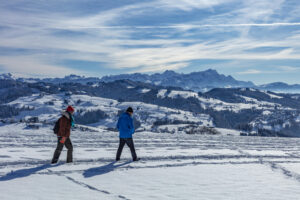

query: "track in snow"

left=2, top=126, right=300, bottom=199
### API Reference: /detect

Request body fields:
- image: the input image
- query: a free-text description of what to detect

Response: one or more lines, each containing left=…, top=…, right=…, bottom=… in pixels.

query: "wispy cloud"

left=236, top=65, right=300, bottom=75
left=0, top=0, right=299, bottom=81
left=38, top=22, right=300, bottom=30
left=237, top=69, right=262, bottom=75
left=276, top=66, right=299, bottom=71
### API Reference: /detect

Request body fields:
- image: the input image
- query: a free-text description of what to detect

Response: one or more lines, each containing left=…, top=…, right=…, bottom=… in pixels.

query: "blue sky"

left=0, top=0, right=299, bottom=84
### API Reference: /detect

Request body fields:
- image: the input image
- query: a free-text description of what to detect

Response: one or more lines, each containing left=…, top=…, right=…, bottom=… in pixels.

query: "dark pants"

left=116, top=138, right=137, bottom=161
left=51, top=137, right=73, bottom=163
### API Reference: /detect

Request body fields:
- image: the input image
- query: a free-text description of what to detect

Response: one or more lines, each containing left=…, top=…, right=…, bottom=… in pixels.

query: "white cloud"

left=39, top=22, right=300, bottom=29
left=0, top=0, right=299, bottom=77
left=156, top=0, right=229, bottom=11
left=236, top=65, right=300, bottom=76
left=237, top=69, right=262, bottom=75
left=135, top=62, right=189, bottom=73
left=276, top=66, right=299, bottom=71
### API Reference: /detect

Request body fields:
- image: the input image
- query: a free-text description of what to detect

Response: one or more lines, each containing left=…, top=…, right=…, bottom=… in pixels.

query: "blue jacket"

left=117, top=112, right=135, bottom=138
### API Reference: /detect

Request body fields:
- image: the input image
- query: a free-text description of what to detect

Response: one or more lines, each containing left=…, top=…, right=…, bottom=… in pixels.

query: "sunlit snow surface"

left=1, top=124, right=300, bottom=200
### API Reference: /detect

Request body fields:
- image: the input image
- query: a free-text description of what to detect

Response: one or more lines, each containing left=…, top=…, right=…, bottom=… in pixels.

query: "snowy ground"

left=1, top=124, right=300, bottom=199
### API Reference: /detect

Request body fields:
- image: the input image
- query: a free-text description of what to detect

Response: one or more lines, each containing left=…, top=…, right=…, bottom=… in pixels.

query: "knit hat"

left=66, top=105, right=75, bottom=113
left=126, top=107, right=133, bottom=113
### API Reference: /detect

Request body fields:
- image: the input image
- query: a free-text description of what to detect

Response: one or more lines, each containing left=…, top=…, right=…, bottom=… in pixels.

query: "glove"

left=60, top=137, right=66, bottom=144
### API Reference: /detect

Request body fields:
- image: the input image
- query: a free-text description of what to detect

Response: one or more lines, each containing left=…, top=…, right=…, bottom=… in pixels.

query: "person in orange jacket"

left=51, top=106, right=75, bottom=164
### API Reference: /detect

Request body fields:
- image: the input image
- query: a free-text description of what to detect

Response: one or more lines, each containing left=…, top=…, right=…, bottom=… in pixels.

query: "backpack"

left=53, top=118, right=61, bottom=134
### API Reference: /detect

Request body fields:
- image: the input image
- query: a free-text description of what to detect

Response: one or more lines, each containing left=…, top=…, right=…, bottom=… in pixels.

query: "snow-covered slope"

left=0, top=73, right=15, bottom=80
left=7, top=93, right=213, bottom=131
left=15, top=74, right=102, bottom=85
left=1, top=125, right=300, bottom=199
left=1, top=77, right=300, bottom=136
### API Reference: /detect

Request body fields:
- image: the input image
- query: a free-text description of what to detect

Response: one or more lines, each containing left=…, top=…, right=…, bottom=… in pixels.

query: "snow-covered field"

left=1, top=124, right=300, bottom=200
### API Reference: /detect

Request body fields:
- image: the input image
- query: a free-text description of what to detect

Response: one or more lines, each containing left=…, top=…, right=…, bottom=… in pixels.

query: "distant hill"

left=259, top=82, right=300, bottom=93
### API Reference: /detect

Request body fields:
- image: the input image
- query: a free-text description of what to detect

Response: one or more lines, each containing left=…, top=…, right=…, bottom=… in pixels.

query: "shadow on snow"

left=0, top=163, right=62, bottom=181
left=0, top=161, right=132, bottom=181
left=83, top=161, right=132, bottom=178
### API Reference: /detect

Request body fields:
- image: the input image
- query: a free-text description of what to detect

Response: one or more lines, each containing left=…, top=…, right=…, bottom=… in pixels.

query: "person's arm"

left=116, top=116, right=120, bottom=130
left=129, top=117, right=135, bottom=134
left=60, top=137, right=66, bottom=144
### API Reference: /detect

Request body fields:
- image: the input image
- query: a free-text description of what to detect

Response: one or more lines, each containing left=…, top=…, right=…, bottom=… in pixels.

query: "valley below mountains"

left=1, top=70, right=300, bottom=137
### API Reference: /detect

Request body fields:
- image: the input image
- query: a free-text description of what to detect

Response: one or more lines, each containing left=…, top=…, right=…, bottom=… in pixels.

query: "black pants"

left=51, top=137, right=73, bottom=163
left=116, top=138, right=137, bottom=160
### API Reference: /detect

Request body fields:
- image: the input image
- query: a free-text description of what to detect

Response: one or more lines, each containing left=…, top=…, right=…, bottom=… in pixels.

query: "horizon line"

left=2, top=70, right=300, bottom=86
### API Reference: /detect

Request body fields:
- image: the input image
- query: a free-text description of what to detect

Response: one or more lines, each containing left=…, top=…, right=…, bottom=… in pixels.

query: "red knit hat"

left=66, top=105, right=75, bottom=113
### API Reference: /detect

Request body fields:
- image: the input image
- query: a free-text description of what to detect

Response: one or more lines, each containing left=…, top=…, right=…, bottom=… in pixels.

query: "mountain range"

left=2, top=69, right=300, bottom=93
left=100, top=69, right=255, bottom=92
left=1, top=76, right=300, bottom=137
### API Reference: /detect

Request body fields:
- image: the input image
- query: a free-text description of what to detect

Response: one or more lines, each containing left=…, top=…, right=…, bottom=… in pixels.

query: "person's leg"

left=116, top=138, right=126, bottom=161
left=65, top=138, right=73, bottom=163
left=51, top=137, right=64, bottom=164
left=125, top=138, right=137, bottom=161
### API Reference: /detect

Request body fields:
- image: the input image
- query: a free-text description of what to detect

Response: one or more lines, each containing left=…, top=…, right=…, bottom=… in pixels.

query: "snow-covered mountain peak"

left=0, top=73, right=14, bottom=80
left=64, top=74, right=84, bottom=80
left=161, top=70, right=178, bottom=76
left=100, top=69, right=255, bottom=92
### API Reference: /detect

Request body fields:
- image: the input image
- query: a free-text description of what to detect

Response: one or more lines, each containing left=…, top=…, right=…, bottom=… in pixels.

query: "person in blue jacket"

left=116, top=107, right=139, bottom=161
